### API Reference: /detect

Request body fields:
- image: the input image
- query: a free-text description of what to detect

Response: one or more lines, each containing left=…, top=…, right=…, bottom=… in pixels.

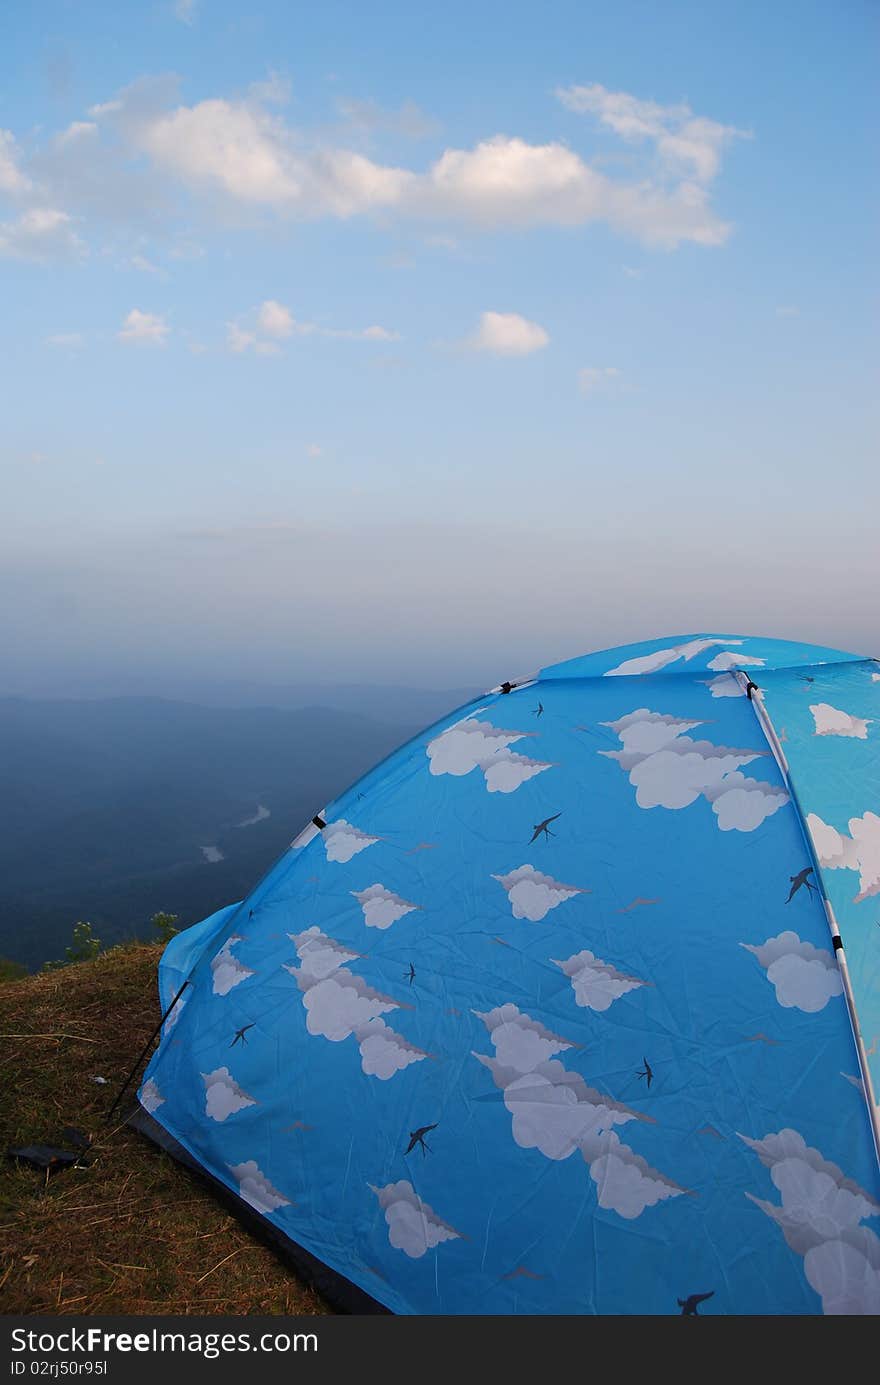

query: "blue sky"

left=2, top=0, right=877, bottom=692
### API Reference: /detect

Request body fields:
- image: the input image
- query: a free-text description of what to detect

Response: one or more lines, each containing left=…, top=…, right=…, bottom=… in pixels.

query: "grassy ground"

left=0, top=945, right=327, bottom=1315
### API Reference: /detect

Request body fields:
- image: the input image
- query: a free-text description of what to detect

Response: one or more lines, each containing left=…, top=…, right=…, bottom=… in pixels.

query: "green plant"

left=151, top=911, right=179, bottom=944
left=0, top=957, right=27, bottom=983
left=42, top=921, right=103, bottom=970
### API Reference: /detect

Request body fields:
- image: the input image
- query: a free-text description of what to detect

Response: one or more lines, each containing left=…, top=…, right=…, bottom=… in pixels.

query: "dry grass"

left=0, top=945, right=328, bottom=1315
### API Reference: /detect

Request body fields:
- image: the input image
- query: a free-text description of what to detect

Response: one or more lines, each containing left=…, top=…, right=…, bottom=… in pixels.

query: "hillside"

left=0, top=696, right=423, bottom=969
left=0, top=945, right=327, bottom=1315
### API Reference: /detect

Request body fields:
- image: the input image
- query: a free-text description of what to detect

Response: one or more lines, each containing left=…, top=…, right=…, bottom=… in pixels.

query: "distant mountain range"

left=0, top=686, right=477, bottom=970
left=2, top=677, right=481, bottom=726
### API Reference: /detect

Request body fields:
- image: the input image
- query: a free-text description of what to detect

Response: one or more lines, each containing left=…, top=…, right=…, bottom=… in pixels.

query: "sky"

left=2, top=0, right=878, bottom=695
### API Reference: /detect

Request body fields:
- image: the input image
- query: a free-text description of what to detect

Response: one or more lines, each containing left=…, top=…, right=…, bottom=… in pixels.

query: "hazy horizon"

left=3, top=2, right=877, bottom=695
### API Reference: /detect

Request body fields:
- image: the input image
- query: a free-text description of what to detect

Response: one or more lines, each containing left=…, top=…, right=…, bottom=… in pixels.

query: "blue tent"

left=138, top=634, right=880, bottom=1314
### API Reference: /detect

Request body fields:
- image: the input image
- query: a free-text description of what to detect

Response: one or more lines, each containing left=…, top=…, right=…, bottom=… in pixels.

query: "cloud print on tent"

left=809, top=703, right=872, bottom=740
left=285, top=926, right=427, bottom=1079
left=211, top=934, right=255, bottom=996
left=370, top=1180, right=461, bottom=1259
left=600, top=708, right=789, bottom=832
left=472, top=1004, right=685, bottom=1219
left=553, top=950, right=647, bottom=1012
left=227, top=1160, right=291, bottom=1215
left=603, top=637, right=743, bottom=678
left=352, top=884, right=419, bottom=930
left=427, top=716, right=552, bottom=793
left=493, top=865, right=587, bottom=921
left=162, top=988, right=188, bottom=1036
left=807, top=811, right=880, bottom=903
left=139, top=1077, right=164, bottom=1113
left=321, top=820, right=380, bottom=863
left=739, top=1129, right=880, bottom=1314
left=740, top=931, right=843, bottom=1013
left=202, top=1066, right=257, bottom=1122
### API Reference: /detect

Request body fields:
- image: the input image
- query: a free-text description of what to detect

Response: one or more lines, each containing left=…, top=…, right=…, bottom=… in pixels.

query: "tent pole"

left=105, top=980, right=190, bottom=1122
left=734, top=670, right=880, bottom=1170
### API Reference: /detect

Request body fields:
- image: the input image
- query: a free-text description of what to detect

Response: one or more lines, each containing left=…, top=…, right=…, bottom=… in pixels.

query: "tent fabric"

left=139, top=634, right=880, bottom=1315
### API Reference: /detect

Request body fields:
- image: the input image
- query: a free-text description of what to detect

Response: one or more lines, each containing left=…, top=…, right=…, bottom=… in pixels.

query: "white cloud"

left=0, top=129, right=30, bottom=193
left=601, top=707, right=787, bottom=833
left=604, top=637, right=741, bottom=677
left=321, top=818, right=380, bottom=863
left=235, top=331, right=276, bottom=355
left=473, top=1004, right=683, bottom=1218
left=578, top=366, right=620, bottom=396
left=807, top=812, right=880, bottom=903
left=248, top=73, right=293, bottom=108
left=352, top=883, right=418, bottom=930
left=202, top=1065, right=257, bottom=1121
left=371, top=1180, right=460, bottom=1258
left=130, top=252, right=162, bottom=274
left=556, top=83, right=748, bottom=185
left=118, top=308, right=169, bottom=345
left=134, top=93, right=410, bottom=212
left=467, top=310, right=549, bottom=356
left=257, top=298, right=294, bottom=338
left=338, top=98, right=439, bottom=141
left=55, top=121, right=98, bottom=149
left=228, top=303, right=400, bottom=354
left=776, top=305, right=799, bottom=318
left=810, top=703, right=871, bottom=739
left=211, top=935, right=255, bottom=995
left=226, top=322, right=275, bottom=355
left=740, top=930, right=842, bottom=1013
left=739, top=1128, right=880, bottom=1314
left=418, top=134, right=730, bottom=245
left=32, top=78, right=738, bottom=249
left=553, top=950, right=646, bottom=1012
left=493, top=864, right=586, bottom=921
left=139, top=1077, right=164, bottom=1113
left=46, top=332, right=85, bottom=350
left=227, top=1159, right=290, bottom=1214
left=0, top=207, right=85, bottom=262
left=175, top=0, right=197, bottom=24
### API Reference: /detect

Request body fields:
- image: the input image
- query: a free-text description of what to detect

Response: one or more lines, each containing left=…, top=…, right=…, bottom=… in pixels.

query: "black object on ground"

left=6, top=1142, right=89, bottom=1174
